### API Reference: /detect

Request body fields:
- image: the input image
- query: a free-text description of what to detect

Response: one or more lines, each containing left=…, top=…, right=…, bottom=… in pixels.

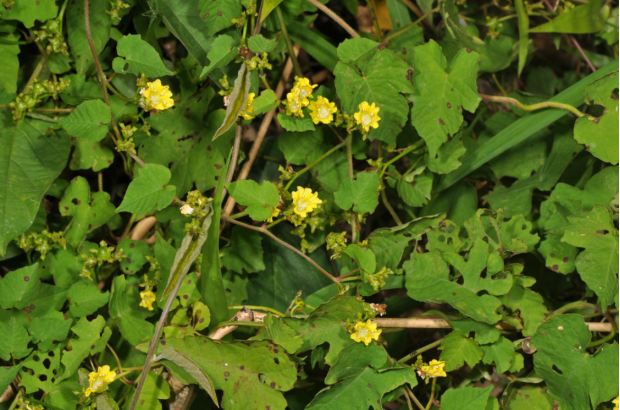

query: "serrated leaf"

left=334, top=46, right=413, bottom=146
left=0, top=0, right=58, bottom=28
left=221, top=226, right=265, bottom=273
left=248, top=34, right=278, bottom=53
left=0, top=263, right=40, bottom=309
left=0, top=119, right=71, bottom=254
left=439, top=330, right=483, bottom=371
left=226, top=180, right=280, bottom=221
left=59, top=176, right=116, bottom=248
left=199, top=34, right=238, bottom=79
left=410, top=40, right=481, bottom=158
left=59, top=316, right=111, bottom=382
left=66, top=0, right=111, bottom=74
left=531, top=315, right=619, bottom=410
left=67, top=280, right=110, bottom=317
left=60, top=100, right=112, bottom=142
left=117, top=163, right=176, bottom=214
left=277, top=113, right=316, bottom=132
left=112, top=34, right=173, bottom=77
left=573, top=70, right=619, bottom=165
left=0, top=317, right=32, bottom=361
left=334, top=172, right=380, bottom=214
left=198, top=0, right=241, bottom=36
left=441, top=386, right=493, bottom=410
left=213, top=63, right=250, bottom=140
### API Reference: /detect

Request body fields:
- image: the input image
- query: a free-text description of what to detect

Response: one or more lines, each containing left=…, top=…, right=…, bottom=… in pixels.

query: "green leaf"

left=252, top=89, right=280, bottom=115
left=199, top=35, right=238, bottom=79
left=213, top=64, right=251, bottom=140
left=140, top=93, right=226, bottom=197
left=226, top=180, right=280, bottom=221
left=342, top=244, right=376, bottom=274
left=503, top=383, right=558, bottom=410
left=60, top=74, right=104, bottom=105
left=0, top=317, right=32, bottom=361
left=198, top=0, right=241, bottom=36
left=367, top=229, right=412, bottom=271
left=278, top=129, right=323, bottom=165
left=29, top=312, right=73, bottom=352
left=109, top=275, right=155, bottom=346
left=0, top=366, right=19, bottom=397
left=530, top=0, right=609, bottom=33
left=59, top=316, right=111, bottom=382
left=70, top=139, right=114, bottom=172
left=337, top=38, right=381, bottom=62
left=531, top=315, right=619, bottom=410
left=334, top=46, right=413, bottom=146
left=67, top=280, right=110, bottom=317
left=451, top=318, right=501, bottom=345
left=405, top=251, right=502, bottom=324
left=324, top=342, right=389, bottom=383
left=410, top=40, right=481, bottom=158
left=260, top=0, right=284, bottom=22
left=248, top=34, right=278, bottom=53
left=112, top=34, right=173, bottom=77
left=573, top=70, right=619, bottom=165
left=126, top=361, right=174, bottom=410
left=0, top=119, right=71, bottom=254
left=0, top=38, right=19, bottom=93
left=561, top=205, right=619, bottom=310
left=309, top=146, right=348, bottom=193
left=20, top=348, right=61, bottom=394
left=59, top=176, right=116, bottom=248
left=425, top=134, right=467, bottom=174
left=420, top=181, right=477, bottom=226
left=221, top=226, right=265, bottom=273
left=142, top=337, right=297, bottom=410
left=277, top=113, right=316, bottom=132
left=334, top=172, right=380, bottom=214
left=283, top=296, right=364, bottom=365
left=498, top=276, right=547, bottom=336
left=117, top=239, right=153, bottom=275
left=439, top=330, right=483, bottom=371
left=514, top=0, right=529, bottom=76
left=0, top=263, right=40, bottom=309
left=441, top=386, right=493, bottom=410
left=0, top=0, right=57, bottom=28
left=480, top=336, right=516, bottom=373
left=395, top=169, right=433, bottom=207
left=28, top=283, right=68, bottom=320
left=60, top=100, right=112, bottom=142
left=66, top=0, right=111, bottom=74
left=117, top=164, right=176, bottom=214
left=251, top=313, right=303, bottom=354
left=157, top=0, right=212, bottom=66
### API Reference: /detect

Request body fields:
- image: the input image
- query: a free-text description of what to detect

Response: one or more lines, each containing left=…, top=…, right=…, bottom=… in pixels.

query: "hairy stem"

left=480, top=94, right=587, bottom=118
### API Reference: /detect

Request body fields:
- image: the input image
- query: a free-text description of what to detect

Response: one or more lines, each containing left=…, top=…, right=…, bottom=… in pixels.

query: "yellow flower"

left=291, top=186, right=322, bottom=218
left=350, top=319, right=381, bottom=345
left=309, top=96, right=338, bottom=125
left=291, top=77, right=317, bottom=106
left=613, top=396, right=619, bottom=410
left=353, top=101, right=381, bottom=133
left=418, top=359, right=447, bottom=379
left=140, top=289, right=156, bottom=311
left=240, top=92, right=255, bottom=120
left=84, top=365, right=116, bottom=397
left=286, top=89, right=304, bottom=117
left=267, top=206, right=281, bottom=223
left=139, top=79, right=174, bottom=111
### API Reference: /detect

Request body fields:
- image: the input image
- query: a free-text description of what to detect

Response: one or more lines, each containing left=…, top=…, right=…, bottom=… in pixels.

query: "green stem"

left=382, top=8, right=439, bottom=44
left=284, top=142, right=345, bottom=191
left=480, top=93, right=586, bottom=118
left=7, top=388, right=23, bottom=410
left=381, top=188, right=403, bottom=225
left=276, top=6, right=303, bottom=78
left=106, top=82, right=135, bottom=102
left=405, top=386, right=426, bottom=410
left=229, top=210, right=249, bottom=220
left=229, top=305, right=285, bottom=316
left=398, top=339, right=443, bottom=364
left=215, top=320, right=266, bottom=329
left=552, top=301, right=601, bottom=316
left=379, top=139, right=426, bottom=179
left=425, top=378, right=437, bottom=410
left=345, top=134, right=357, bottom=243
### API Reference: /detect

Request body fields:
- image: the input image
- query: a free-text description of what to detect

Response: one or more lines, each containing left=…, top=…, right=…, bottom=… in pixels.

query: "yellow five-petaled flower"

left=84, top=365, right=116, bottom=397
left=140, top=289, right=156, bottom=311
left=139, top=79, right=174, bottom=111
left=309, top=96, right=338, bottom=125
left=417, top=359, right=447, bottom=379
left=350, top=319, right=382, bottom=345
left=353, top=101, right=381, bottom=133
left=286, top=77, right=317, bottom=117
left=240, top=92, right=255, bottom=120
left=291, top=187, right=322, bottom=218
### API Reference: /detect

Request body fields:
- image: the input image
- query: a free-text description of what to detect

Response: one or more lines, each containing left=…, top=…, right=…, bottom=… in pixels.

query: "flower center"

left=361, top=113, right=373, bottom=126
left=299, top=89, right=309, bottom=100
left=150, top=94, right=160, bottom=106
left=357, top=328, right=369, bottom=339
left=317, top=107, right=330, bottom=119
left=91, top=378, right=104, bottom=392
left=291, top=100, right=300, bottom=111
left=297, top=199, right=309, bottom=211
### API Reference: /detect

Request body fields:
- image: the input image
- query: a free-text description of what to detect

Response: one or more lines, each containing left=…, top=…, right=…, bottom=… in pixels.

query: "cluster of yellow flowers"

left=139, top=79, right=174, bottom=111
left=286, top=77, right=317, bottom=117
left=84, top=365, right=116, bottom=397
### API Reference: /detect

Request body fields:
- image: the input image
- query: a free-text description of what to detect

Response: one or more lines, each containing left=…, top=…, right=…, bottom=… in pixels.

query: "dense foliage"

left=0, top=0, right=618, bottom=409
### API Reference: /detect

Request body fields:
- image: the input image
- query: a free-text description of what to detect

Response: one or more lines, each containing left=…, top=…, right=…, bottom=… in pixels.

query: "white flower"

left=180, top=204, right=194, bottom=215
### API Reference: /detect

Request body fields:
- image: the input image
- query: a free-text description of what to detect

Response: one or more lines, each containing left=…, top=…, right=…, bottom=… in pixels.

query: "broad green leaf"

left=117, top=163, right=176, bottom=214
left=248, top=34, right=278, bottom=53
left=28, top=312, right=73, bottom=352
left=66, top=0, right=111, bottom=74
left=395, top=169, right=433, bottom=207
left=0, top=263, right=40, bottom=309
left=226, top=180, right=280, bottom=221
left=59, top=316, right=111, bottom=382
left=60, top=74, right=104, bottom=105
left=251, top=313, right=303, bottom=354
left=324, top=342, right=389, bottom=384
left=334, top=45, right=413, bottom=146
left=283, top=295, right=364, bottom=365
left=573, top=70, right=619, bottom=164
left=441, top=386, right=493, bottom=410
left=425, top=134, right=467, bottom=174
left=109, top=275, right=155, bottom=346
left=27, top=283, right=68, bottom=320
left=158, top=0, right=213, bottom=66
left=260, top=0, right=284, bottom=22
left=59, top=176, right=116, bottom=248
left=410, top=40, right=481, bottom=158
left=337, top=38, right=381, bottom=62
left=199, top=34, right=238, bottom=79
left=155, top=346, right=216, bottom=404
left=213, top=64, right=250, bottom=140
left=0, top=0, right=57, bottom=28
left=480, top=336, right=516, bottom=373
left=141, top=337, right=297, bottom=410
left=60, top=100, right=112, bottom=142
left=0, top=119, right=70, bottom=254
left=252, top=89, right=280, bottom=115
left=530, top=0, right=610, bottom=33
left=420, top=181, right=477, bottom=226
left=70, top=139, right=114, bottom=172
left=439, top=330, right=483, bottom=371
left=342, top=244, right=376, bottom=274
left=334, top=172, right=380, bottom=214
left=498, top=275, right=547, bottom=336
left=95, top=392, right=120, bottom=410
left=112, top=34, right=173, bottom=77
left=125, top=363, right=171, bottom=410
left=405, top=251, right=502, bottom=324
left=198, top=0, right=241, bottom=36
left=366, top=228, right=412, bottom=271
left=117, top=238, right=153, bottom=275
left=0, top=366, right=19, bottom=397
left=40, top=244, right=93, bottom=290
left=451, top=318, right=501, bottom=345
left=20, top=348, right=61, bottom=394
left=278, top=129, right=323, bottom=165
left=0, top=38, right=19, bottom=93
left=537, top=233, right=578, bottom=274
left=531, top=315, right=619, bottom=410
left=176, top=272, right=201, bottom=307
left=277, top=113, right=316, bottom=132
left=0, top=317, right=32, bottom=361
left=222, top=270, right=248, bottom=306
left=66, top=280, right=110, bottom=317
left=562, top=205, right=619, bottom=310
left=503, top=383, right=558, bottom=410
left=221, top=226, right=265, bottom=273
